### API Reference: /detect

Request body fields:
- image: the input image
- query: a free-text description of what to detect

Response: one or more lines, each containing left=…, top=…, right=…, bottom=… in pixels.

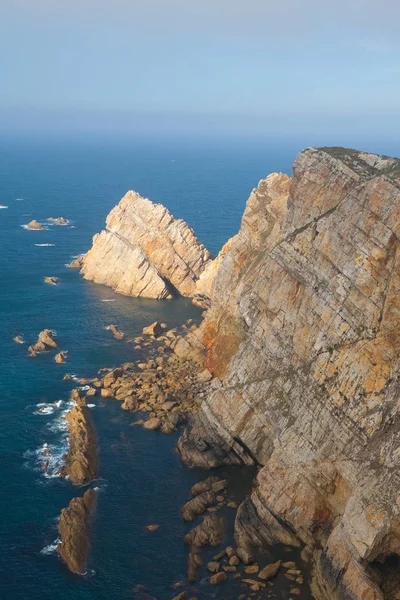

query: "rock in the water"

left=48, top=216, right=69, bottom=225
left=178, top=147, right=400, bottom=600
left=143, top=417, right=161, bottom=430
left=258, top=560, right=281, bottom=581
left=25, top=219, right=45, bottom=230
left=209, top=572, right=227, bottom=585
left=184, top=514, right=225, bottom=547
left=60, top=404, right=97, bottom=485
left=181, top=490, right=215, bottom=522
left=190, top=476, right=220, bottom=497
left=44, top=276, right=59, bottom=285
left=57, top=488, right=97, bottom=574
left=187, top=551, right=203, bottom=583
left=55, top=350, right=67, bottom=364
left=80, top=190, right=213, bottom=299
left=142, top=321, right=163, bottom=338
left=28, top=329, right=58, bottom=354
left=13, top=335, right=24, bottom=344
left=107, top=324, right=125, bottom=340
left=66, top=255, right=85, bottom=268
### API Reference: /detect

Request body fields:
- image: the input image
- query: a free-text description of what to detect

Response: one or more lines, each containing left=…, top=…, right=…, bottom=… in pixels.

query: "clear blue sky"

left=1, top=1, right=400, bottom=138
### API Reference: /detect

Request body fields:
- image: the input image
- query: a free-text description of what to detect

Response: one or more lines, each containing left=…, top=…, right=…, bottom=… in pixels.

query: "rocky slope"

left=178, top=148, right=400, bottom=600
left=81, top=191, right=213, bottom=299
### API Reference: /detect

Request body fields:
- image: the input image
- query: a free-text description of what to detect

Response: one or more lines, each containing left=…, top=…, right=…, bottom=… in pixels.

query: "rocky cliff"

left=81, top=191, right=213, bottom=299
left=178, top=148, right=400, bottom=600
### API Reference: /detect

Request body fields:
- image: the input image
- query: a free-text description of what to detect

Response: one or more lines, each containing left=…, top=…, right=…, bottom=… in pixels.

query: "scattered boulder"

left=146, top=524, right=159, bottom=531
left=236, top=547, right=254, bottom=565
left=207, top=561, right=220, bottom=573
left=107, top=324, right=125, bottom=340
left=44, top=276, right=59, bottom=285
left=25, top=219, right=45, bottom=230
left=56, top=488, right=97, bottom=574
left=188, top=551, right=203, bottom=583
left=13, top=335, right=24, bottom=344
left=63, top=374, right=72, bottom=381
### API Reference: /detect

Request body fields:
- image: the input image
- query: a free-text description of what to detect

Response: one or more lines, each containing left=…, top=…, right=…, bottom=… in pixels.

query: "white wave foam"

left=0, top=205, right=8, bottom=209
left=87, top=404, right=95, bottom=408
left=35, top=243, right=55, bottom=247
left=101, top=299, right=116, bottom=302
left=34, top=405, right=55, bottom=416
left=41, top=538, right=61, bottom=555
left=21, top=224, right=48, bottom=231
left=15, top=197, right=24, bottom=201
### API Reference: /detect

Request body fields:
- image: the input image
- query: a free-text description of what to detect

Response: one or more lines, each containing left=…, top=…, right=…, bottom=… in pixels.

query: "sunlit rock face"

left=179, top=148, right=400, bottom=600
left=81, top=191, right=213, bottom=299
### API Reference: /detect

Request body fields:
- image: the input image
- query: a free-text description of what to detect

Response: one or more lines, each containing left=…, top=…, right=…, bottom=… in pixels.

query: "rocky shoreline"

left=45, top=146, right=400, bottom=600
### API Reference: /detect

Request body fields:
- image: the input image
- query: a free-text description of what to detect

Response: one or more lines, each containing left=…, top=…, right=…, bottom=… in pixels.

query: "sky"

left=1, top=0, right=400, bottom=139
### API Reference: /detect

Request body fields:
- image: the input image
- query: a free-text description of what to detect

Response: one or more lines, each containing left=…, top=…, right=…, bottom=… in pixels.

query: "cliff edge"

left=178, top=147, right=400, bottom=600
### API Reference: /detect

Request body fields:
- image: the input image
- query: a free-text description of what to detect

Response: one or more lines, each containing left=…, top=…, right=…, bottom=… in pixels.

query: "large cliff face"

left=81, top=191, right=213, bottom=299
left=178, top=148, right=400, bottom=600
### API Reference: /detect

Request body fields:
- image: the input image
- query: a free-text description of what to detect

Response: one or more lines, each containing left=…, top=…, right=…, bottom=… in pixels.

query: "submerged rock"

left=80, top=190, right=213, bottom=299
left=57, top=488, right=97, bottom=574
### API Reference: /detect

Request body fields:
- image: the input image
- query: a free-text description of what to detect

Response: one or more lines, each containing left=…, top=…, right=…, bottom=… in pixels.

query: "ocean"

left=0, top=132, right=341, bottom=599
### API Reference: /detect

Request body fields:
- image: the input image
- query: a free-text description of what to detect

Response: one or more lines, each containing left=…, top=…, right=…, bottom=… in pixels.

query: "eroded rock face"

left=57, top=488, right=97, bottom=574
left=178, top=148, right=400, bottom=600
left=81, top=191, right=213, bottom=299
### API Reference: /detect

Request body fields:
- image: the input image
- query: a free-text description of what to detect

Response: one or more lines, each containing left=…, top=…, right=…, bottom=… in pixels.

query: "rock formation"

left=66, top=255, right=85, bottom=269
left=28, top=329, right=58, bottom=354
left=107, top=324, right=125, bottom=340
left=25, top=219, right=45, bottom=230
left=55, top=351, right=67, bottom=363
left=80, top=190, right=213, bottom=299
left=57, top=488, right=97, bottom=574
left=44, top=276, right=59, bottom=285
left=61, top=399, right=97, bottom=485
left=178, top=147, right=400, bottom=600
left=48, top=217, right=69, bottom=225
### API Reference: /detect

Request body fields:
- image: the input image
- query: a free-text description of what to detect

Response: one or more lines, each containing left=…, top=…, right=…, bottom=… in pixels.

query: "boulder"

left=44, top=276, right=59, bottom=285
left=142, top=321, right=163, bottom=338
left=181, top=491, right=215, bottom=522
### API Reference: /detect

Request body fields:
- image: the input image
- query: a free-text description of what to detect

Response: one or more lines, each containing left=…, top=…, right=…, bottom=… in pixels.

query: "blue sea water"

left=0, top=133, right=317, bottom=600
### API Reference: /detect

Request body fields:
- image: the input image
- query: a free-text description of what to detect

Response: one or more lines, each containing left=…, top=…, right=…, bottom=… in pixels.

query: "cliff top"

left=315, top=146, right=400, bottom=184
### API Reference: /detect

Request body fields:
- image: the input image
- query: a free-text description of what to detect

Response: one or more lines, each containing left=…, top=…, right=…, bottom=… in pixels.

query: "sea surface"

left=0, top=132, right=361, bottom=600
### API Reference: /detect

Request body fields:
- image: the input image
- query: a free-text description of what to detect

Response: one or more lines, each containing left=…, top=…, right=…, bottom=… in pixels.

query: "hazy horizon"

left=2, top=1, right=400, bottom=143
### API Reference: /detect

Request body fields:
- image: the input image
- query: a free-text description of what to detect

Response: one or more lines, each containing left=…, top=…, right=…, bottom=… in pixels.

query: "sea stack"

left=178, top=147, right=400, bottom=600
left=80, top=191, right=213, bottom=299
left=57, top=488, right=97, bottom=574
